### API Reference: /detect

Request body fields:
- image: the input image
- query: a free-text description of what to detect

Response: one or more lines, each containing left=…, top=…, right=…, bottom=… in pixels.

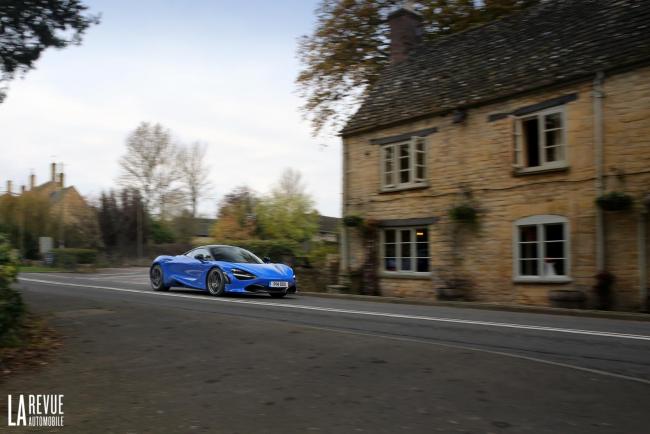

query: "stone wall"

left=342, top=66, right=650, bottom=310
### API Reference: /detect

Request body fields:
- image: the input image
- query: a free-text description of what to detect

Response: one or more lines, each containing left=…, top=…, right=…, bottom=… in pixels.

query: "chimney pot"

left=51, top=162, right=57, bottom=182
left=30, top=173, right=36, bottom=189
left=58, top=172, right=65, bottom=188
left=388, top=5, right=423, bottom=64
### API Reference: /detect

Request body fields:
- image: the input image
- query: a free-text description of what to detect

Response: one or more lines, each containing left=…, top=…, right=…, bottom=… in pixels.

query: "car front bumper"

left=224, top=275, right=297, bottom=294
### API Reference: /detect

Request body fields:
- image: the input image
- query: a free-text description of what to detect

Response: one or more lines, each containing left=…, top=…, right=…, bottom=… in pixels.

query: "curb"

left=299, top=291, right=650, bottom=322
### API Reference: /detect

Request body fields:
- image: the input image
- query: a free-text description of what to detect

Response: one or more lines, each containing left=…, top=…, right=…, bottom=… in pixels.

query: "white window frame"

left=513, top=107, right=568, bottom=173
left=379, top=227, right=431, bottom=276
left=513, top=215, right=571, bottom=283
left=380, top=136, right=427, bottom=191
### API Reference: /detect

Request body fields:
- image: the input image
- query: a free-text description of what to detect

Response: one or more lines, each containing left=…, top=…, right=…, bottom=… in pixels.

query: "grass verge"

left=18, top=265, right=67, bottom=273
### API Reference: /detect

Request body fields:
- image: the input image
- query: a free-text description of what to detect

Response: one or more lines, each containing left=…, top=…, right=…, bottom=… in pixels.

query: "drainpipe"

left=339, top=141, right=350, bottom=287
left=593, top=72, right=606, bottom=272
left=640, top=200, right=648, bottom=311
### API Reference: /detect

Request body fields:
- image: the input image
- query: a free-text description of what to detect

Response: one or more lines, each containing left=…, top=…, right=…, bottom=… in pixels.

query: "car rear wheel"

left=150, top=265, right=169, bottom=291
left=207, top=268, right=226, bottom=296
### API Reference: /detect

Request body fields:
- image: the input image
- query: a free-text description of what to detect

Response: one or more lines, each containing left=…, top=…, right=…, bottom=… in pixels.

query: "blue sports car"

left=149, top=245, right=297, bottom=298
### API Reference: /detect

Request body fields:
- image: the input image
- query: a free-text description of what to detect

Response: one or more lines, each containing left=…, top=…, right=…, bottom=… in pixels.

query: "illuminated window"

left=382, top=227, right=429, bottom=274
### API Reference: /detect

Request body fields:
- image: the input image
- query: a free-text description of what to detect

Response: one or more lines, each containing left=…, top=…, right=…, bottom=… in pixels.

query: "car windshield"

left=209, top=246, right=263, bottom=264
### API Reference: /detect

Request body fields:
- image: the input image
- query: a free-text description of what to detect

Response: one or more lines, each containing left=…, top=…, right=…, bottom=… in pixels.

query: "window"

left=513, top=107, right=567, bottom=171
left=514, top=215, right=570, bottom=282
left=381, top=136, right=426, bottom=190
left=187, top=248, right=212, bottom=260
left=381, top=227, right=430, bottom=274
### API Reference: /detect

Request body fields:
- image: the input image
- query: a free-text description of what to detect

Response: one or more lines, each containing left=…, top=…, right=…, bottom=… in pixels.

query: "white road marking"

left=19, top=277, right=650, bottom=342
left=299, top=325, right=650, bottom=386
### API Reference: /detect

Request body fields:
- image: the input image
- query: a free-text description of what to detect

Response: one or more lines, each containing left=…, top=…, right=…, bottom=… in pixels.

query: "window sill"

left=380, top=182, right=429, bottom=194
left=513, top=276, right=573, bottom=284
left=512, top=163, right=569, bottom=176
left=379, top=271, right=432, bottom=280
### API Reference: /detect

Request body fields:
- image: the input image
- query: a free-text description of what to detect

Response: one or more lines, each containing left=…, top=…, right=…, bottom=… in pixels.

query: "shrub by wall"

left=0, top=234, right=24, bottom=345
left=51, top=248, right=98, bottom=269
left=226, top=239, right=300, bottom=263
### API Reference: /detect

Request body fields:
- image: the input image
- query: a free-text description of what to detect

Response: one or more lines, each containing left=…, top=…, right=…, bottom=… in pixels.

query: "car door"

left=180, top=248, right=210, bottom=288
left=167, top=252, right=193, bottom=283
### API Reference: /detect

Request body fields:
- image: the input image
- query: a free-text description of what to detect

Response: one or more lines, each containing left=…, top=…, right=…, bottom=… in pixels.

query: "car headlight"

left=231, top=268, right=256, bottom=280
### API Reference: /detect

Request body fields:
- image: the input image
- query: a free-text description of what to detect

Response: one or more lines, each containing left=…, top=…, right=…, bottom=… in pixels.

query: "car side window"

left=190, top=248, right=212, bottom=260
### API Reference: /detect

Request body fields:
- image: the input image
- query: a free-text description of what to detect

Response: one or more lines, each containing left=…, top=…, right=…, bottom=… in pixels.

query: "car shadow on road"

left=166, top=288, right=297, bottom=301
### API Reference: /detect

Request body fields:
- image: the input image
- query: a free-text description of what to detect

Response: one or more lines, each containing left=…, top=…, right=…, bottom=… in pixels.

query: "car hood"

left=221, top=262, right=294, bottom=279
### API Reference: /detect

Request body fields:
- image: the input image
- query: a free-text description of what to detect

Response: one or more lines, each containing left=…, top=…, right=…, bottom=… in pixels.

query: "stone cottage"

left=339, top=0, right=650, bottom=310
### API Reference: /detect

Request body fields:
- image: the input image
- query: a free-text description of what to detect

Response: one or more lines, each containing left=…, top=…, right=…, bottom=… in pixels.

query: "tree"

left=256, top=169, right=318, bottom=243
left=97, top=188, right=148, bottom=254
left=179, top=141, right=212, bottom=218
left=0, top=0, right=99, bottom=103
left=211, top=186, right=258, bottom=241
left=296, top=0, right=540, bottom=135
left=118, top=122, right=182, bottom=218
left=0, top=189, right=55, bottom=258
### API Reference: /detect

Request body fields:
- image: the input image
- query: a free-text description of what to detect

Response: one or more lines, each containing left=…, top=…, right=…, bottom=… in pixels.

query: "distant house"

left=314, top=215, right=340, bottom=244
left=340, top=0, right=650, bottom=309
left=192, top=218, right=216, bottom=245
left=3, top=162, right=97, bottom=249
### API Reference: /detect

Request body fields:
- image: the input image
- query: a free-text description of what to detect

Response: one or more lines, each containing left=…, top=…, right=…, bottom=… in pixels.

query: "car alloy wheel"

left=207, top=268, right=226, bottom=296
left=150, top=265, right=169, bottom=291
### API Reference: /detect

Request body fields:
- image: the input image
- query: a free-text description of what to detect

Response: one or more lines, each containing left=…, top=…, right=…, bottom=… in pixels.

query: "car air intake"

left=231, top=268, right=256, bottom=280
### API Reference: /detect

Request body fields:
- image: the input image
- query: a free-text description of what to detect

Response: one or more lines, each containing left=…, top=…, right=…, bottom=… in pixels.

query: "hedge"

left=51, top=248, right=98, bottom=268
left=222, top=239, right=300, bottom=263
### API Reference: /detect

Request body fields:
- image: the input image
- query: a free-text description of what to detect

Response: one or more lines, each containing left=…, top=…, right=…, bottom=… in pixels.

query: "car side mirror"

left=194, top=254, right=205, bottom=261
left=263, top=257, right=271, bottom=264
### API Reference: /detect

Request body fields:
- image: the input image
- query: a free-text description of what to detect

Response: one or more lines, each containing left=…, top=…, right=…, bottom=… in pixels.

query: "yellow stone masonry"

left=342, top=66, right=650, bottom=310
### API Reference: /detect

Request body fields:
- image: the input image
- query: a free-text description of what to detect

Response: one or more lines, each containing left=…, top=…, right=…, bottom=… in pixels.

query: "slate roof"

left=195, top=218, right=216, bottom=237
left=318, top=215, right=340, bottom=234
left=342, top=0, right=650, bottom=136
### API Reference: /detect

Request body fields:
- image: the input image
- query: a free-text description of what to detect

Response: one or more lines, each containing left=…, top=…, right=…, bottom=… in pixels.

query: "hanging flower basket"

left=449, top=204, right=478, bottom=223
left=595, top=192, right=633, bottom=211
left=343, top=215, right=364, bottom=227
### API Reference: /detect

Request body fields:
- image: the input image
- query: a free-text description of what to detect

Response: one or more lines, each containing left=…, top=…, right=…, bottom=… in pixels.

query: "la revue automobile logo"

left=7, top=394, right=64, bottom=427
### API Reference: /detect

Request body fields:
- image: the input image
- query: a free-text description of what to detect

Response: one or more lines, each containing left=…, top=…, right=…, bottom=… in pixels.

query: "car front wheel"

left=150, top=265, right=170, bottom=291
left=207, top=268, right=226, bottom=296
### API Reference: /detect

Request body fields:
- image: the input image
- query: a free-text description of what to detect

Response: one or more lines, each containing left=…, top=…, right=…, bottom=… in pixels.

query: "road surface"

left=4, top=268, right=650, bottom=433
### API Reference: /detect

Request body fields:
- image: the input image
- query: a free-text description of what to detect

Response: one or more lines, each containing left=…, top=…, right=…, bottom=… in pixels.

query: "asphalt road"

left=4, top=268, right=650, bottom=433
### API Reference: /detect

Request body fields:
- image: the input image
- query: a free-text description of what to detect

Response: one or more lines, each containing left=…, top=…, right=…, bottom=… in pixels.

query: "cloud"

left=0, top=31, right=342, bottom=217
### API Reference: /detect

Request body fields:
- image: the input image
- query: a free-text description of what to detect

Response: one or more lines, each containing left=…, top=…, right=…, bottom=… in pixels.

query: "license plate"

left=270, top=281, right=289, bottom=288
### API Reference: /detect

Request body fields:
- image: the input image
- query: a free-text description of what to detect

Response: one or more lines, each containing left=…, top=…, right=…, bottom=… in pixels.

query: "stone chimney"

left=51, top=162, right=57, bottom=182
left=58, top=172, right=65, bottom=188
left=30, top=173, right=36, bottom=190
left=6, top=180, right=12, bottom=195
left=388, top=2, right=423, bottom=65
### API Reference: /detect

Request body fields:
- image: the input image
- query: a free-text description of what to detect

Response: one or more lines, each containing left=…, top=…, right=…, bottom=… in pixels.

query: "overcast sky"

left=0, top=0, right=342, bottom=217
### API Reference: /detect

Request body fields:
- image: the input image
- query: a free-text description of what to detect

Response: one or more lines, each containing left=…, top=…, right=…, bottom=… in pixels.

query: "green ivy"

left=449, top=204, right=478, bottom=223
